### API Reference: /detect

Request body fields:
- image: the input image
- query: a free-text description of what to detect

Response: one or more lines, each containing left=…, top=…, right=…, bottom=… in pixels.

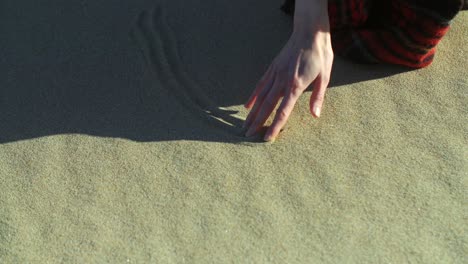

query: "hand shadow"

left=0, top=0, right=409, bottom=144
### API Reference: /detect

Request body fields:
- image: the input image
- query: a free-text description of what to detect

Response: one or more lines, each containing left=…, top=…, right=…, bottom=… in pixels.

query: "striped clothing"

left=282, top=0, right=465, bottom=68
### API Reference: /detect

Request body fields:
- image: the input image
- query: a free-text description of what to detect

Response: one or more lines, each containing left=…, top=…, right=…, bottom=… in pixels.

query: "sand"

left=0, top=0, right=467, bottom=263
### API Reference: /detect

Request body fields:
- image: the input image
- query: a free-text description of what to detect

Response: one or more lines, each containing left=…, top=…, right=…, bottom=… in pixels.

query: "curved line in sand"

left=132, top=5, right=243, bottom=134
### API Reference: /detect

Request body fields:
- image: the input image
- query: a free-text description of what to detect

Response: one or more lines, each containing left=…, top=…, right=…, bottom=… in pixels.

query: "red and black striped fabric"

left=282, top=0, right=465, bottom=68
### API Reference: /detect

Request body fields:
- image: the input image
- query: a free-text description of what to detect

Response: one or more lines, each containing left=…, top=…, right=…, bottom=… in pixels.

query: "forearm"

left=293, top=0, right=329, bottom=34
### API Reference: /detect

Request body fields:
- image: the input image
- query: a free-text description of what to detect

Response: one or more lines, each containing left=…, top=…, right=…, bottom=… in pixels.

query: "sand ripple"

left=133, top=5, right=243, bottom=133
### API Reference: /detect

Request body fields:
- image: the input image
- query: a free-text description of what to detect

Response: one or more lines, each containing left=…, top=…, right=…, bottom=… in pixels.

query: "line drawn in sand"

left=133, top=5, right=244, bottom=135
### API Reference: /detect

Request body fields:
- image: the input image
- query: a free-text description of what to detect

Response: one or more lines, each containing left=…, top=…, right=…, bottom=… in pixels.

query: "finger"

left=244, top=65, right=273, bottom=109
left=263, top=89, right=300, bottom=141
left=245, top=79, right=282, bottom=137
left=244, top=74, right=276, bottom=128
left=309, top=74, right=330, bottom=118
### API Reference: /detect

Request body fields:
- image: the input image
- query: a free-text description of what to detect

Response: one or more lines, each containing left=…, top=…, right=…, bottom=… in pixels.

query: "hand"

left=243, top=20, right=333, bottom=142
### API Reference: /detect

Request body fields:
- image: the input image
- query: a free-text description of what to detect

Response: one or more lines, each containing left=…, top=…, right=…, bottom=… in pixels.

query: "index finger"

left=263, top=92, right=300, bottom=142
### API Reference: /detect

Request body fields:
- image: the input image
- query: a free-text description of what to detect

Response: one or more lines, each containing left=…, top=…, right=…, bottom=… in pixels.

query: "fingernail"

left=264, top=135, right=275, bottom=142
left=263, top=130, right=271, bottom=141
left=313, top=106, right=321, bottom=118
left=245, top=128, right=255, bottom=137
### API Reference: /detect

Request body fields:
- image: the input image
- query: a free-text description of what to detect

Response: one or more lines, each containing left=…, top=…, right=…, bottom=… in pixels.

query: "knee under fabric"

left=282, top=0, right=465, bottom=68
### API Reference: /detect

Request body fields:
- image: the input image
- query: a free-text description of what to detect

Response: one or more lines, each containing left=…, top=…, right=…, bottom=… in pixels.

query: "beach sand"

left=0, top=0, right=466, bottom=262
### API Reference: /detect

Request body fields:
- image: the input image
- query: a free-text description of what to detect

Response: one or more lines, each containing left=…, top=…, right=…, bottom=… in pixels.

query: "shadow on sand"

left=0, top=0, right=408, bottom=144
